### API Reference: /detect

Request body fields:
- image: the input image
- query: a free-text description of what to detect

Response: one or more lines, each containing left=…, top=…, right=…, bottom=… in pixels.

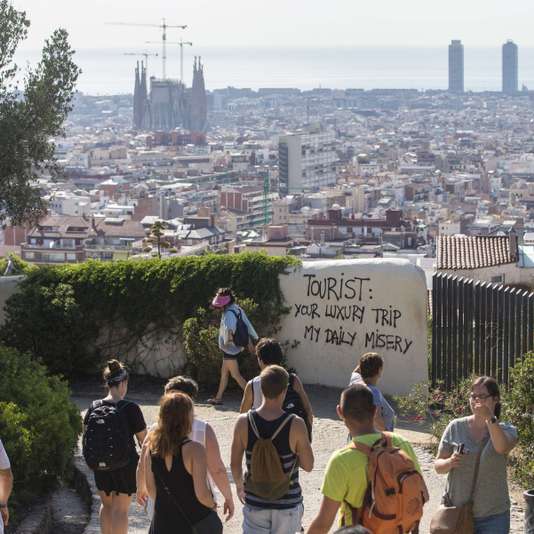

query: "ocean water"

left=14, top=46, right=534, bottom=95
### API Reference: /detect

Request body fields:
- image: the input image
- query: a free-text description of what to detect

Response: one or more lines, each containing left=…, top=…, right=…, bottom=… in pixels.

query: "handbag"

left=429, top=439, right=487, bottom=534
left=152, top=455, right=223, bottom=534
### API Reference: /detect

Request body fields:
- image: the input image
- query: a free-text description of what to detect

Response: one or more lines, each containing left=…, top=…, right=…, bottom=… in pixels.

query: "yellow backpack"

left=244, top=412, right=297, bottom=501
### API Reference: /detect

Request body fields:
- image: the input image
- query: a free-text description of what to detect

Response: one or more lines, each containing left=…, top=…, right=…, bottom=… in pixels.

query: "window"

left=491, top=275, right=504, bottom=284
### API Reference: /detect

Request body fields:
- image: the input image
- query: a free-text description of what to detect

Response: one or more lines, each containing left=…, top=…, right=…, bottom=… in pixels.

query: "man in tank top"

left=231, top=365, right=314, bottom=534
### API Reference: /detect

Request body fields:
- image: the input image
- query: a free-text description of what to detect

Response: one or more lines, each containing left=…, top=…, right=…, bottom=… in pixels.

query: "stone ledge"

left=13, top=499, right=52, bottom=534
left=74, top=455, right=101, bottom=534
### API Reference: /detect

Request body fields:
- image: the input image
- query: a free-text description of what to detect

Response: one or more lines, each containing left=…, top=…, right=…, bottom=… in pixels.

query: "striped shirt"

left=245, top=410, right=302, bottom=510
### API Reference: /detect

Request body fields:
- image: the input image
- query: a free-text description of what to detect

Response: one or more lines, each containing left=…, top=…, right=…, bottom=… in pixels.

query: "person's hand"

left=473, top=402, right=493, bottom=422
left=447, top=452, right=463, bottom=471
left=223, top=496, right=235, bottom=521
left=235, top=482, right=246, bottom=504
left=136, top=489, right=148, bottom=508
left=1, top=505, right=9, bottom=527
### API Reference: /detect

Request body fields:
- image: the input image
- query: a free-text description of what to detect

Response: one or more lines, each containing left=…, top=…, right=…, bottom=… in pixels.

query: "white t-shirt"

left=0, top=439, right=11, bottom=534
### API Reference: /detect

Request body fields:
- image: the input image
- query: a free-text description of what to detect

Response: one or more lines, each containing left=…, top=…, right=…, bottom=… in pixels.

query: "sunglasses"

left=469, top=393, right=493, bottom=401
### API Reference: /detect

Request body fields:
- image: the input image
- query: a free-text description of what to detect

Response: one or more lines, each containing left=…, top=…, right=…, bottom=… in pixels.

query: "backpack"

left=345, top=433, right=429, bottom=534
left=82, top=400, right=131, bottom=471
left=244, top=412, right=297, bottom=501
left=228, top=308, right=250, bottom=348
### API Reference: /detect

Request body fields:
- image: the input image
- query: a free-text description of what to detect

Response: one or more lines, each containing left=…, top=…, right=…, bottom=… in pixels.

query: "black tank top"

left=245, top=410, right=302, bottom=510
left=149, top=439, right=212, bottom=534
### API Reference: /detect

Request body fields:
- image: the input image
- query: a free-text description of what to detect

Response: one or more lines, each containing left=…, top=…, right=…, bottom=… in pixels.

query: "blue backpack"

left=229, top=308, right=250, bottom=348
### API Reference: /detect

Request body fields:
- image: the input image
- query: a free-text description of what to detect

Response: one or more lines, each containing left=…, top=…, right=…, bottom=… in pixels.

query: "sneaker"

left=207, top=398, right=223, bottom=405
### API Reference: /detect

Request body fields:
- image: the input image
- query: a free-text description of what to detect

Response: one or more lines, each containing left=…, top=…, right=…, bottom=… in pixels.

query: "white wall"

left=279, top=259, right=428, bottom=395
left=0, top=276, right=25, bottom=325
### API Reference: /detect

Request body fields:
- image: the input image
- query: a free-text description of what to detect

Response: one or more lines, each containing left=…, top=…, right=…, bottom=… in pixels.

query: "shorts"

left=94, top=460, right=137, bottom=496
left=222, top=351, right=240, bottom=360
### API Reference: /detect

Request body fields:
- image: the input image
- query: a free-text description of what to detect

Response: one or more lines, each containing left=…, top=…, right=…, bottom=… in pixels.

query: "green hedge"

left=0, top=255, right=35, bottom=276
left=0, top=253, right=298, bottom=377
left=0, top=345, right=81, bottom=516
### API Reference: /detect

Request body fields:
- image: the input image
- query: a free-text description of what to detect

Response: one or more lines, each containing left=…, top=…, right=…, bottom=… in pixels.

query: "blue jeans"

left=243, top=503, right=304, bottom=534
left=474, top=510, right=510, bottom=534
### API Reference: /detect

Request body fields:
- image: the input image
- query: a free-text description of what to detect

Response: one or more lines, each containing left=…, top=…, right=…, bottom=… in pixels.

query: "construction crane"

left=123, top=51, right=158, bottom=75
left=107, top=18, right=187, bottom=79
left=146, top=39, right=192, bottom=84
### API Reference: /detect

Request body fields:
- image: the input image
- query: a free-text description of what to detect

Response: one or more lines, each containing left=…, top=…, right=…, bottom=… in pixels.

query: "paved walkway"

left=74, top=384, right=523, bottom=533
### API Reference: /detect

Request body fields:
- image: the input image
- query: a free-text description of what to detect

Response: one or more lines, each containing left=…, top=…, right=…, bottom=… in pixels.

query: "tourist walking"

left=136, top=376, right=234, bottom=521
left=82, top=360, right=147, bottom=534
left=231, top=365, right=314, bottom=534
left=142, top=392, right=222, bottom=534
left=208, top=288, right=258, bottom=405
left=240, top=337, right=314, bottom=439
left=307, top=384, right=427, bottom=533
left=0, top=438, right=13, bottom=534
left=349, top=352, right=396, bottom=431
left=432, top=376, right=518, bottom=534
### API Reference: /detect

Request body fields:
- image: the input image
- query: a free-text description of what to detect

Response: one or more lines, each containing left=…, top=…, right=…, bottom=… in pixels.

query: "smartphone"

left=454, top=443, right=465, bottom=454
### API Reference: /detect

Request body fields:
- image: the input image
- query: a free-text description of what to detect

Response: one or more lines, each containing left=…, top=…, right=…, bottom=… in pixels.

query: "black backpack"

left=229, top=308, right=250, bottom=348
left=82, top=400, right=131, bottom=471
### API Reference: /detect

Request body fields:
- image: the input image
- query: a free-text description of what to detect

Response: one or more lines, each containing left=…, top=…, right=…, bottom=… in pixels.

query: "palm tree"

left=149, top=220, right=167, bottom=259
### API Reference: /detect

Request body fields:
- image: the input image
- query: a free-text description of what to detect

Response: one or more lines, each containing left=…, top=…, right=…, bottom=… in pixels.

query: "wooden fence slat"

left=431, top=274, right=440, bottom=386
left=502, top=287, right=512, bottom=386
left=474, top=281, right=482, bottom=375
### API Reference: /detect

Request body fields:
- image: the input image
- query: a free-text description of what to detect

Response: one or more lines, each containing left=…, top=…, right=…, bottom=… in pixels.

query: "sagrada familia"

left=133, top=56, right=208, bottom=133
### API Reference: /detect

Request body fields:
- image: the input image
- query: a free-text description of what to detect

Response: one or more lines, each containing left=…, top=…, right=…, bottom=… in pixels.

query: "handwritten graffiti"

left=364, top=331, right=413, bottom=355
left=294, top=303, right=321, bottom=320
left=304, top=273, right=372, bottom=302
left=325, top=303, right=365, bottom=323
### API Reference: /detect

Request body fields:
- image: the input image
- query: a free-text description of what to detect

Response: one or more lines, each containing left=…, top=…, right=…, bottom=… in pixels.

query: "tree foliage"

left=0, top=0, right=80, bottom=224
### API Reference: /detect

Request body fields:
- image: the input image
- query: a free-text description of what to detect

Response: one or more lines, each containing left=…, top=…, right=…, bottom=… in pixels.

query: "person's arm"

left=473, top=404, right=518, bottom=455
left=239, top=381, right=253, bottom=414
left=292, top=417, right=314, bottom=472
left=143, top=448, right=156, bottom=501
left=292, top=375, right=314, bottom=428
left=306, top=495, right=340, bottom=534
left=0, top=468, right=13, bottom=528
left=135, top=429, right=148, bottom=448
left=205, top=424, right=234, bottom=521
left=136, top=439, right=149, bottom=506
left=188, top=442, right=217, bottom=509
left=230, top=415, right=247, bottom=504
left=434, top=422, right=461, bottom=474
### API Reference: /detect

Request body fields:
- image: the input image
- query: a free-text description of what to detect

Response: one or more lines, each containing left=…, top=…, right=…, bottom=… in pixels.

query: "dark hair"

left=164, top=376, right=199, bottom=399
left=260, top=365, right=289, bottom=399
left=216, top=287, right=234, bottom=304
left=334, top=527, right=372, bottom=534
left=340, top=384, right=375, bottom=422
left=359, top=352, right=384, bottom=380
left=149, top=392, right=192, bottom=458
left=103, top=359, right=128, bottom=387
left=256, top=338, right=283, bottom=365
left=472, top=376, right=501, bottom=418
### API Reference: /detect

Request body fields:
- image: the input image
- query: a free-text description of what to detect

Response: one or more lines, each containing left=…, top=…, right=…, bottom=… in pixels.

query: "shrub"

left=0, top=344, right=82, bottom=514
left=0, top=253, right=297, bottom=379
left=505, top=352, right=534, bottom=488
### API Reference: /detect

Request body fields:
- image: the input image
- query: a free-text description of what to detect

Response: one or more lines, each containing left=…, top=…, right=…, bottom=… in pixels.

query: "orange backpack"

left=345, top=433, right=429, bottom=534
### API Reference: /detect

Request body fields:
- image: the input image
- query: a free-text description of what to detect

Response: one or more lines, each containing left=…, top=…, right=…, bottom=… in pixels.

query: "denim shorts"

left=474, top=510, right=510, bottom=534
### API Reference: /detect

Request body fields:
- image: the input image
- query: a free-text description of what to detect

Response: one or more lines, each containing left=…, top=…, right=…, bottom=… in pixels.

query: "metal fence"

left=431, top=272, right=534, bottom=388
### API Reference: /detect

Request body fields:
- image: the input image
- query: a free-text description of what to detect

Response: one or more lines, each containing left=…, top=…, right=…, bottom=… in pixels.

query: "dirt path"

left=74, top=385, right=523, bottom=533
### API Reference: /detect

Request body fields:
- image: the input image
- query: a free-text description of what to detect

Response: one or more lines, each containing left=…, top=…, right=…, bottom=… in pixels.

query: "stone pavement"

left=74, top=384, right=523, bottom=533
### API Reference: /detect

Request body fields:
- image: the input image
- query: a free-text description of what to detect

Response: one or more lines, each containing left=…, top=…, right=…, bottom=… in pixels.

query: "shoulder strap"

left=92, top=399, right=104, bottom=409
left=271, top=414, right=295, bottom=441
left=469, top=438, right=488, bottom=500
left=247, top=411, right=261, bottom=440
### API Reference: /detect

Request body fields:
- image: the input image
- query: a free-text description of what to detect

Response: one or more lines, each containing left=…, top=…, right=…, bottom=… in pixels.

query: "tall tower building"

left=448, top=40, right=464, bottom=93
left=188, top=57, right=208, bottom=134
left=133, top=61, right=150, bottom=130
left=502, top=40, right=518, bottom=95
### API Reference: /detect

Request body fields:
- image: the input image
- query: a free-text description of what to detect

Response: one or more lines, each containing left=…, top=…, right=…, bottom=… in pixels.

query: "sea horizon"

left=14, top=45, right=534, bottom=96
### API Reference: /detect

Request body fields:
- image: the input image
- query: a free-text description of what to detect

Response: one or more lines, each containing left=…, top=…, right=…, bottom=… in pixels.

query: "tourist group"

left=0, top=287, right=517, bottom=534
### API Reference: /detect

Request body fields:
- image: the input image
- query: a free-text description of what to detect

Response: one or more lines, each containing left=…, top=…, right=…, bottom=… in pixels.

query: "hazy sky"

left=11, top=0, right=534, bottom=50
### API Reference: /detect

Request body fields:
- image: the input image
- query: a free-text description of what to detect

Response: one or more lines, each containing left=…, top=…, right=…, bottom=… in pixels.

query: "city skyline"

left=11, top=0, right=534, bottom=50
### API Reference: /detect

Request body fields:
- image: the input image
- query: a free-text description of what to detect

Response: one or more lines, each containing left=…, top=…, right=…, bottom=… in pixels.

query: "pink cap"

left=211, top=294, right=231, bottom=308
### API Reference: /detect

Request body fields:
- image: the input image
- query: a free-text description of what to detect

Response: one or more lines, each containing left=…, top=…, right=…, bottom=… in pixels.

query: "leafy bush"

left=0, top=254, right=35, bottom=276
left=1, top=253, right=297, bottom=379
left=0, top=344, right=82, bottom=513
left=506, top=352, right=534, bottom=488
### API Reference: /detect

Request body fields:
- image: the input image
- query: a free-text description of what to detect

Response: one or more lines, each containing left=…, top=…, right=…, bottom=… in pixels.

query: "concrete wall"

left=278, top=259, right=428, bottom=395
left=0, top=261, right=429, bottom=395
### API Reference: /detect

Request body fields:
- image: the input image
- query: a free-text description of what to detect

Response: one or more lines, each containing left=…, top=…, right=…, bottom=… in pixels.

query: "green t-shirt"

left=321, top=432, right=421, bottom=528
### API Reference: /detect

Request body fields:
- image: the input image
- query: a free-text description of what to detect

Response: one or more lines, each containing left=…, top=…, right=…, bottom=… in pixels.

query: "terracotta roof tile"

left=437, top=235, right=514, bottom=270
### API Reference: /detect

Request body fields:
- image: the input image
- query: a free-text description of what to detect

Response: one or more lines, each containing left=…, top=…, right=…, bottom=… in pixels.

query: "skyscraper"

left=502, top=40, right=518, bottom=95
left=448, top=40, right=464, bottom=94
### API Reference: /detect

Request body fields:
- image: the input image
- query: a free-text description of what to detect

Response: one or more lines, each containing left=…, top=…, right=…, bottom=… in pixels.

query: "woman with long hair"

left=83, top=359, right=147, bottom=534
left=434, top=376, right=518, bottom=534
left=143, top=392, right=222, bottom=534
